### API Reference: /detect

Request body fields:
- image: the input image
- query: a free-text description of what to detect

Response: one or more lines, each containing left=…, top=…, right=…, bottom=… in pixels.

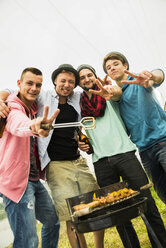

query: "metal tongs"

left=16, top=117, right=96, bottom=131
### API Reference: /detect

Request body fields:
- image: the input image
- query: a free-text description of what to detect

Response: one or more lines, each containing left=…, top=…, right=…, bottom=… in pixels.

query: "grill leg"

left=118, top=224, right=133, bottom=248
left=141, top=213, right=163, bottom=248
left=73, top=228, right=81, bottom=248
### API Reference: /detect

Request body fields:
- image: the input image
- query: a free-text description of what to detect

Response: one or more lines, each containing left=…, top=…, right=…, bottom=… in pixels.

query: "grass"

left=5, top=188, right=166, bottom=248
left=0, top=203, right=7, bottom=221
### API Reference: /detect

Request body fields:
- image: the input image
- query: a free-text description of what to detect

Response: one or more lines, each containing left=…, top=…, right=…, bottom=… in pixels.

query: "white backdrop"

left=0, top=0, right=166, bottom=101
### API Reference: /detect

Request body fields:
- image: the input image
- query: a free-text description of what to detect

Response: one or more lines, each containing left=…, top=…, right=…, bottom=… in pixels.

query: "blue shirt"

left=119, top=76, right=166, bottom=152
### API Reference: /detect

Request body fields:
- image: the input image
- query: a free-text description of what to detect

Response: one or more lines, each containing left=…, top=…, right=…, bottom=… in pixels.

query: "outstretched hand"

left=122, top=70, right=154, bottom=88
left=97, top=74, right=112, bottom=86
left=89, top=76, right=114, bottom=100
left=30, top=106, right=60, bottom=137
left=89, top=76, right=122, bottom=101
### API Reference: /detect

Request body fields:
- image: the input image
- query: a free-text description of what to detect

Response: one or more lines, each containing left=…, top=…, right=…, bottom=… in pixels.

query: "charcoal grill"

left=66, top=181, right=163, bottom=248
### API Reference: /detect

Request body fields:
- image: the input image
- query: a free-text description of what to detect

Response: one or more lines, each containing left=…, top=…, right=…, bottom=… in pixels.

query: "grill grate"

left=66, top=182, right=148, bottom=233
left=66, top=181, right=140, bottom=219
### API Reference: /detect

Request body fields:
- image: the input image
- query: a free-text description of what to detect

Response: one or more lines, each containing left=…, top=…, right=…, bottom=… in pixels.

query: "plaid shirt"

left=81, top=85, right=106, bottom=117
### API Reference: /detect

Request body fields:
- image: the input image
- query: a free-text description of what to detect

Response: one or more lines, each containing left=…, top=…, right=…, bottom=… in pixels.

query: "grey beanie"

left=77, top=64, right=97, bottom=78
left=103, top=51, right=129, bottom=73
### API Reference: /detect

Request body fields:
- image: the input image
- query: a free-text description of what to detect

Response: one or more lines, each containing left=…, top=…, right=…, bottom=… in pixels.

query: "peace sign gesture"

left=122, top=70, right=153, bottom=88
left=97, top=74, right=112, bottom=86
left=89, top=76, right=122, bottom=101
left=88, top=76, right=113, bottom=100
left=30, top=106, right=60, bottom=137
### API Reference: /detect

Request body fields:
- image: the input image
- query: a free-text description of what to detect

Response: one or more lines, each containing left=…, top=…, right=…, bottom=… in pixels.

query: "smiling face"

left=17, top=71, right=42, bottom=108
left=79, top=68, right=96, bottom=91
left=54, top=71, right=76, bottom=103
left=105, top=59, right=128, bottom=85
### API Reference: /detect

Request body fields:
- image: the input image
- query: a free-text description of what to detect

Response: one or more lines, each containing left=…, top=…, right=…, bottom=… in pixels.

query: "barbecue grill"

left=66, top=181, right=163, bottom=248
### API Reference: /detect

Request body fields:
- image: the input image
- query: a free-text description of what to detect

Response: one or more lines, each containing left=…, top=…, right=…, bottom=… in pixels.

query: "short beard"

left=82, top=83, right=96, bottom=92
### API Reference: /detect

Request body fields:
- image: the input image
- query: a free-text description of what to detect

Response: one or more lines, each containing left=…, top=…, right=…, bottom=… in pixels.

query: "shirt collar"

left=122, top=75, right=135, bottom=91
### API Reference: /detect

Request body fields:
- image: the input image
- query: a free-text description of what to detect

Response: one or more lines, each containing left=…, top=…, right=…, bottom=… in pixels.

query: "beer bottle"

left=76, top=127, right=94, bottom=154
left=0, top=102, right=7, bottom=138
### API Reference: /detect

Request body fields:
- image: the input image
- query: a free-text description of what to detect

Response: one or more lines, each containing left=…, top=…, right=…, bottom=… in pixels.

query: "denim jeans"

left=94, top=151, right=166, bottom=248
left=3, top=180, right=60, bottom=248
left=140, top=140, right=166, bottom=204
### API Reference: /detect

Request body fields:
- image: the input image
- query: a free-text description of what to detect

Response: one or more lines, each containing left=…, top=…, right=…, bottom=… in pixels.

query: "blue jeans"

left=140, top=140, right=166, bottom=204
left=2, top=180, right=60, bottom=248
left=94, top=151, right=166, bottom=248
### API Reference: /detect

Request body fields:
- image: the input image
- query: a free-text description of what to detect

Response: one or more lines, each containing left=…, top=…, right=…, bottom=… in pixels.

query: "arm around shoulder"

left=0, top=91, right=11, bottom=118
left=0, top=91, right=10, bottom=101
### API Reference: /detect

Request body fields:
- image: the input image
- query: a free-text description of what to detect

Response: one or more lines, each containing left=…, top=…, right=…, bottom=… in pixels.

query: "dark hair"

left=20, top=67, right=42, bottom=80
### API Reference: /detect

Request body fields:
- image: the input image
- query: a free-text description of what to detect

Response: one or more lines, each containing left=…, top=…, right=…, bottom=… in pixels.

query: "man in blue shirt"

left=102, top=51, right=166, bottom=206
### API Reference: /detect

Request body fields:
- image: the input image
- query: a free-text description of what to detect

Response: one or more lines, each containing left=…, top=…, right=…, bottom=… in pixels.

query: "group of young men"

left=0, top=51, right=166, bottom=248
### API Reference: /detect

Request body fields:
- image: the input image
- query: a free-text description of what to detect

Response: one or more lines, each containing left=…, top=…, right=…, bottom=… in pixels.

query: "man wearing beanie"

left=78, top=64, right=166, bottom=247
left=0, top=64, right=104, bottom=248
left=102, top=51, right=166, bottom=206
